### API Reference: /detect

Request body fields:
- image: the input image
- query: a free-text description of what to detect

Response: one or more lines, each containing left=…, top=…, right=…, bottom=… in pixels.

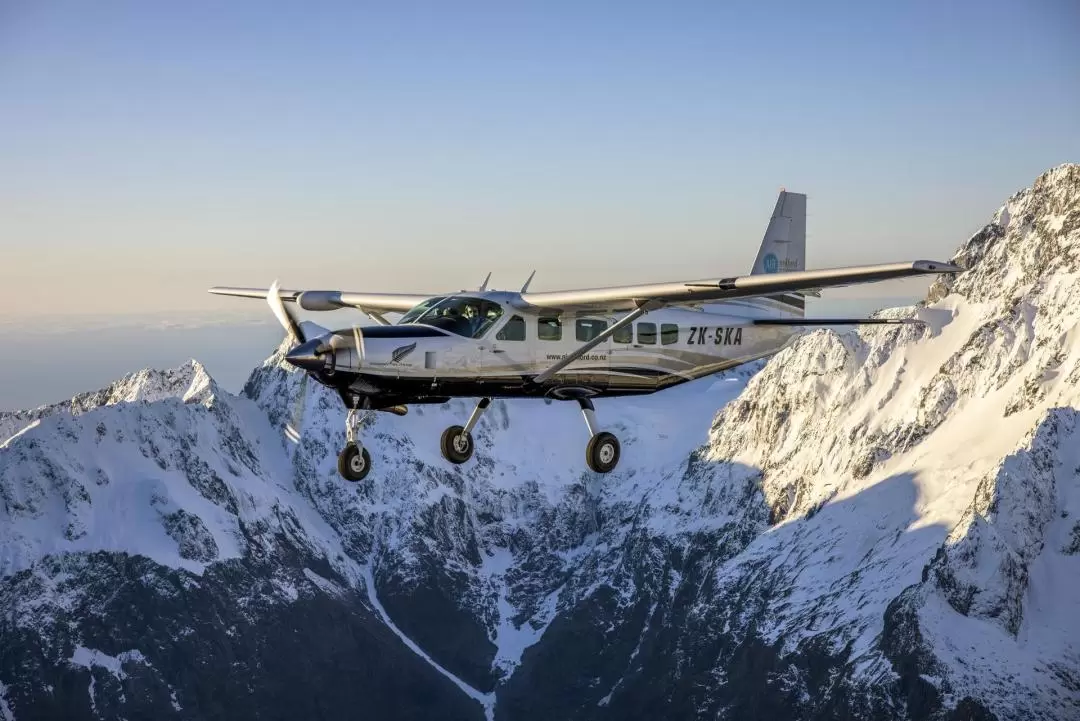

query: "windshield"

left=410, top=296, right=504, bottom=338
left=398, top=297, right=448, bottom=325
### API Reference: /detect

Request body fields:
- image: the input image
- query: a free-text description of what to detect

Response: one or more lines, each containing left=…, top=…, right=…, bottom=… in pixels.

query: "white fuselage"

left=318, top=290, right=803, bottom=397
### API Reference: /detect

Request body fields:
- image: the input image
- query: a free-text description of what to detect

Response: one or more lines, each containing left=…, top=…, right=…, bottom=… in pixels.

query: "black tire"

left=440, top=425, right=474, bottom=464
left=338, top=443, right=371, bottom=482
left=586, top=432, right=620, bottom=473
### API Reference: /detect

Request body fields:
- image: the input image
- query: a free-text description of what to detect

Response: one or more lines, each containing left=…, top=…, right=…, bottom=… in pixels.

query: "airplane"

left=209, top=190, right=960, bottom=482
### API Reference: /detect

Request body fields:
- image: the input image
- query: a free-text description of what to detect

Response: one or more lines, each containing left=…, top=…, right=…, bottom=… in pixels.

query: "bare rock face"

left=160, top=509, right=220, bottom=562
left=2, top=164, right=1079, bottom=721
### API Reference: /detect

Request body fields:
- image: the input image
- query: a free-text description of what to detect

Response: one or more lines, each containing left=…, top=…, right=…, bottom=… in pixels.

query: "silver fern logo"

left=390, top=343, right=417, bottom=364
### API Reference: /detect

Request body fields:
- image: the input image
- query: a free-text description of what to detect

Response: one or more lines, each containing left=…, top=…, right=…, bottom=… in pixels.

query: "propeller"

left=267, top=279, right=306, bottom=347
left=352, top=325, right=366, bottom=368
left=268, top=281, right=326, bottom=374
left=285, top=371, right=309, bottom=444
left=267, top=280, right=313, bottom=444
left=266, top=281, right=376, bottom=443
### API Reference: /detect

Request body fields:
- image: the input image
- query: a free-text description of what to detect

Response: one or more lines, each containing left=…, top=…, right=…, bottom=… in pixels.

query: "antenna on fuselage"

left=520, top=270, right=536, bottom=293
left=478, top=272, right=492, bottom=292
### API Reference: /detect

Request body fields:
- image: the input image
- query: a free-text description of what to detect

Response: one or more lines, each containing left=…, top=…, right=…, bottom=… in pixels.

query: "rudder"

left=750, top=189, right=806, bottom=275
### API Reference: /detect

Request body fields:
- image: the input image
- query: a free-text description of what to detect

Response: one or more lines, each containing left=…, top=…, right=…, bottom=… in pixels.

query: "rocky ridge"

left=1, top=164, right=1079, bottom=720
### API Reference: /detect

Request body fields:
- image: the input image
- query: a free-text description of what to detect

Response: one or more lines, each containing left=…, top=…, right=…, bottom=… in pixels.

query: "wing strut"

left=533, top=306, right=650, bottom=384
left=752, top=318, right=923, bottom=326
left=359, top=309, right=392, bottom=326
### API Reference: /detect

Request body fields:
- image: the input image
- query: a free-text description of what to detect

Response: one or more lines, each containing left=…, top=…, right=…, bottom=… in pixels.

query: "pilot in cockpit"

left=461, top=304, right=482, bottom=335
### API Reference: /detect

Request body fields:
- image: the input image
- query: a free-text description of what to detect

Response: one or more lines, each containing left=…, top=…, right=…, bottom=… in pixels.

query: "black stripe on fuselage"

left=316, top=359, right=749, bottom=403
left=333, top=325, right=447, bottom=339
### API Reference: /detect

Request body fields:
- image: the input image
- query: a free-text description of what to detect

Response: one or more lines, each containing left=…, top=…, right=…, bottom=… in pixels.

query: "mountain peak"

left=1, top=360, right=220, bottom=447
left=928, top=162, right=1080, bottom=306
left=74, top=359, right=216, bottom=412
left=2, top=165, right=1079, bottom=721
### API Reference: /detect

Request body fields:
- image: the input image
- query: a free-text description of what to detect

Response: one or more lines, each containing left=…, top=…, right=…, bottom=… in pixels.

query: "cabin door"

left=482, top=313, right=535, bottom=377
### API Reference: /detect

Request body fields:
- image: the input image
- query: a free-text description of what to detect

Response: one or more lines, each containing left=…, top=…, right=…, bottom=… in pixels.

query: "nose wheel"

left=338, top=407, right=372, bottom=482
left=338, top=443, right=371, bottom=482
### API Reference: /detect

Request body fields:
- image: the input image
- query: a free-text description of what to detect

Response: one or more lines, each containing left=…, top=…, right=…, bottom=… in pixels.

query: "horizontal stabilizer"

left=753, top=317, right=923, bottom=326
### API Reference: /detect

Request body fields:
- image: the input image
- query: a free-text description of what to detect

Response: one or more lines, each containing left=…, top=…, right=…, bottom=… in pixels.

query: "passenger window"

left=661, top=323, right=679, bottom=345
left=637, top=322, right=656, bottom=345
left=497, top=315, right=526, bottom=341
left=538, top=316, right=562, bottom=341
left=576, top=318, right=608, bottom=342
left=612, top=324, right=632, bottom=344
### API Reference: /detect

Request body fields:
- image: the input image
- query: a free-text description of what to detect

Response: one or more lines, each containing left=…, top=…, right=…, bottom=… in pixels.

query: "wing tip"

left=208, top=286, right=276, bottom=300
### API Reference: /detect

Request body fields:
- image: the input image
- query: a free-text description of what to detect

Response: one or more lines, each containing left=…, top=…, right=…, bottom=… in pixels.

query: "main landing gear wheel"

left=440, top=425, right=474, bottom=464
left=577, top=397, right=620, bottom=473
left=440, top=397, right=490, bottom=466
left=586, top=431, right=620, bottom=473
left=338, top=442, right=371, bottom=482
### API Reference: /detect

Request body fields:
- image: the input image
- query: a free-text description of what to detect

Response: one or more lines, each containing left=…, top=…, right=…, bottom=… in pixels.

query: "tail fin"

left=750, top=189, right=807, bottom=318
left=750, top=189, right=806, bottom=275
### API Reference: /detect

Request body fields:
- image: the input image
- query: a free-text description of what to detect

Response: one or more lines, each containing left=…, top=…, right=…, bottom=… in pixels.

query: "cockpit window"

left=399, top=297, right=448, bottom=325
left=409, top=296, right=504, bottom=338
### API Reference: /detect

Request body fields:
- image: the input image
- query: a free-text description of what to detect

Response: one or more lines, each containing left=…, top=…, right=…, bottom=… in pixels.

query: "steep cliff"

left=2, top=165, right=1078, bottom=720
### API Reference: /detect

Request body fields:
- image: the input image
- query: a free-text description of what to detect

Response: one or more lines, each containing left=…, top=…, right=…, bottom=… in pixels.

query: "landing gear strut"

left=441, top=398, right=490, bottom=464
left=338, top=407, right=372, bottom=482
left=579, top=398, right=620, bottom=473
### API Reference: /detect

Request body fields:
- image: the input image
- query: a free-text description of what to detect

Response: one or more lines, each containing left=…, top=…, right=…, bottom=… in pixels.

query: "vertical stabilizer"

left=749, top=189, right=807, bottom=318
left=750, top=190, right=806, bottom=275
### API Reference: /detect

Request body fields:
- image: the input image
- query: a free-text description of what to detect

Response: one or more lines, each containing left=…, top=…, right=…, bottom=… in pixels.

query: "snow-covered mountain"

left=2, top=164, right=1079, bottom=721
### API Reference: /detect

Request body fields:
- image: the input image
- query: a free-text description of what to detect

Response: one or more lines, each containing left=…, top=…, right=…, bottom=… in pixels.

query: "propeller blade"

left=352, top=325, right=365, bottom=366
left=267, top=279, right=306, bottom=346
left=284, top=371, right=308, bottom=444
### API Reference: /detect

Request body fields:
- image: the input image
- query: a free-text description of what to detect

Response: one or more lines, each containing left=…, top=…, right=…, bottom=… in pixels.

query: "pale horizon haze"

left=2, top=0, right=1078, bottom=409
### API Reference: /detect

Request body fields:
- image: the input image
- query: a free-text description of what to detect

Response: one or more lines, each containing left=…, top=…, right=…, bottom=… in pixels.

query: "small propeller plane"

left=210, top=190, right=959, bottom=481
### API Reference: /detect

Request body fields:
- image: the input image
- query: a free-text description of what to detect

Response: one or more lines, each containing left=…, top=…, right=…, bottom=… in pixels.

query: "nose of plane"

left=285, top=337, right=327, bottom=373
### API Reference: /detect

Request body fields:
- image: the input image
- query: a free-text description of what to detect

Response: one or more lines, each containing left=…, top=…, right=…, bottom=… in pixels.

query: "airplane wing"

left=208, top=287, right=436, bottom=313
left=516, top=260, right=960, bottom=311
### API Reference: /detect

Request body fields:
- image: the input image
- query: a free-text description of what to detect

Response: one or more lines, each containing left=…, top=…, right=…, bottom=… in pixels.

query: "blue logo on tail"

left=763, top=253, right=779, bottom=273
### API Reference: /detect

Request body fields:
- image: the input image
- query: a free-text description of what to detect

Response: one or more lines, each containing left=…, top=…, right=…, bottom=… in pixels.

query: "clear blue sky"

left=1, top=0, right=1078, bottom=319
